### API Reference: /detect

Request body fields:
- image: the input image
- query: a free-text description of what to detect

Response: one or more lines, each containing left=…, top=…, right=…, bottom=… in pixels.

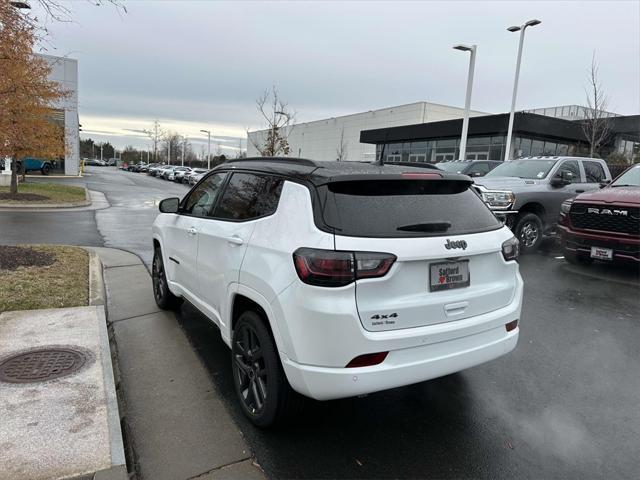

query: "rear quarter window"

left=319, top=179, right=501, bottom=237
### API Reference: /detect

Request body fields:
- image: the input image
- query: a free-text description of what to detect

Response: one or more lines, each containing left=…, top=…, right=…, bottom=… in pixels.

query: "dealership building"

left=248, top=102, right=639, bottom=163
left=39, top=54, right=80, bottom=176
left=247, top=102, right=487, bottom=162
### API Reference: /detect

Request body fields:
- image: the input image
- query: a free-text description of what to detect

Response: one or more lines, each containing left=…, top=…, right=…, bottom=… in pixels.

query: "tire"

left=514, top=213, right=543, bottom=253
left=231, top=310, right=302, bottom=427
left=41, top=164, right=51, bottom=175
left=152, top=247, right=182, bottom=309
left=564, top=250, right=593, bottom=266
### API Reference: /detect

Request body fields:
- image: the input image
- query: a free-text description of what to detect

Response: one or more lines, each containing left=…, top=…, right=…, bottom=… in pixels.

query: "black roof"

left=360, top=112, right=640, bottom=144
left=217, top=157, right=471, bottom=185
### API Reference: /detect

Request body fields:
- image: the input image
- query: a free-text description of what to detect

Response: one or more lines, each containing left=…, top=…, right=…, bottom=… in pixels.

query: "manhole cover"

left=0, top=347, right=89, bottom=383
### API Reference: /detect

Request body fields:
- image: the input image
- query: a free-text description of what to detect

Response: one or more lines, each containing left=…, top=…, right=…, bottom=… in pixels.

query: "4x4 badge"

left=445, top=239, right=467, bottom=250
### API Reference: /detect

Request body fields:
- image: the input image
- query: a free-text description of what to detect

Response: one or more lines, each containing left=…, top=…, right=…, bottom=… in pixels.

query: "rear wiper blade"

left=397, top=221, right=452, bottom=232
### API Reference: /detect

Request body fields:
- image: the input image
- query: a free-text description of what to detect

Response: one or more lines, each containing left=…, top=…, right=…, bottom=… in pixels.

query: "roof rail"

left=226, top=157, right=318, bottom=167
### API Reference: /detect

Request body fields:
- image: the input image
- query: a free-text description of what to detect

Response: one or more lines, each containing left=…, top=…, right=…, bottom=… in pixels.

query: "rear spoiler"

left=317, top=173, right=474, bottom=186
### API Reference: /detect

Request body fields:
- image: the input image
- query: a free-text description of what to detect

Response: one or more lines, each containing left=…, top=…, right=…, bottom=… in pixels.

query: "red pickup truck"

left=558, top=164, right=639, bottom=266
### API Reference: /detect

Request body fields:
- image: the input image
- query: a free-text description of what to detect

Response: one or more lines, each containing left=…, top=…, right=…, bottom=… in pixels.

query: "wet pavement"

left=1, top=167, right=638, bottom=479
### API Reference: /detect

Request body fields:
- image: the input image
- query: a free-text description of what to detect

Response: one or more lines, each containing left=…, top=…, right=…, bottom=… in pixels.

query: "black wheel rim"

left=152, top=252, right=165, bottom=303
left=519, top=221, right=539, bottom=247
left=233, top=324, right=267, bottom=415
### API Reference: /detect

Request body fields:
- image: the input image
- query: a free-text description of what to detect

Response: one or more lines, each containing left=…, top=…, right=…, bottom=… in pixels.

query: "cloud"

left=36, top=1, right=639, bottom=149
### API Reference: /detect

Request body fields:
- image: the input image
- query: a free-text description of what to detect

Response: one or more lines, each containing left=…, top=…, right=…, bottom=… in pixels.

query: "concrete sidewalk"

left=87, top=247, right=264, bottom=480
left=0, top=306, right=126, bottom=480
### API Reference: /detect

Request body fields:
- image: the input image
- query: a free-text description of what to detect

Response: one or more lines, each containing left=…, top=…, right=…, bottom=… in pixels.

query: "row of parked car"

left=123, top=162, right=209, bottom=185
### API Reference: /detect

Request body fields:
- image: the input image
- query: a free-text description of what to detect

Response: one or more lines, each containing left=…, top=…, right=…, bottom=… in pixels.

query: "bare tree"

left=581, top=52, right=612, bottom=158
left=336, top=128, right=348, bottom=161
left=162, top=131, right=181, bottom=164
left=144, top=119, right=164, bottom=162
left=249, top=86, right=296, bottom=157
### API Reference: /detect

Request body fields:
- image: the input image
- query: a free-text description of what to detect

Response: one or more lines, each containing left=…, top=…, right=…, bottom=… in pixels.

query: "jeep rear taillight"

left=293, top=248, right=396, bottom=287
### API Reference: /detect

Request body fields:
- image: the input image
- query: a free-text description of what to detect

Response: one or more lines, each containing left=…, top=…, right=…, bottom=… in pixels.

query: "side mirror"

left=159, top=197, right=180, bottom=213
left=551, top=171, right=573, bottom=187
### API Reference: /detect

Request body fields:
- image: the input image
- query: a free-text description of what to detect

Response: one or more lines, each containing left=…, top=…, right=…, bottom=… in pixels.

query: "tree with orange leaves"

left=0, top=0, right=68, bottom=195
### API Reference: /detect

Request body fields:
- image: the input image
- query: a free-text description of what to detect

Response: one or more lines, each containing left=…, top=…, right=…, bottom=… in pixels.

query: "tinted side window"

left=214, top=173, right=284, bottom=221
left=557, top=160, right=581, bottom=181
left=583, top=161, right=606, bottom=183
left=182, top=173, right=226, bottom=217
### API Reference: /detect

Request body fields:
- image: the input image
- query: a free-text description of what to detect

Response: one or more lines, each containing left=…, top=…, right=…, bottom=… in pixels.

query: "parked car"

left=148, top=164, right=165, bottom=176
left=159, top=166, right=177, bottom=180
left=170, top=166, right=192, bottom=182
left=17, top=157, right=53, bottom=175
left=85, top=159, right=106, bottom=167
left=188, top=169, right=208, bottom=185
left=184, top=167, right=207, bottom=184
left=106, top=158, right=118, bottom=166
left=129, top=163, right=148, bottom=172
left=153, top=165, right=171, bottom=178
left=152, top=158, right=523, bottom=426
left=558, top=163, right=639, bottom=266
left=436, top=160, right=501, bottom=177
left=473, top=156, right=612, bottom=252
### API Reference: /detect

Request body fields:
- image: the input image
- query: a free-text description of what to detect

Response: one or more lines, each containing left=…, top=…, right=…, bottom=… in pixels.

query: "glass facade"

left=376, top=134, right=583, bottom=162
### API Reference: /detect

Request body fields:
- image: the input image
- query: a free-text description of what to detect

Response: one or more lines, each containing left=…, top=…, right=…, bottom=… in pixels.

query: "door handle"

left=187, top=227, right=198, bottom=236
left=575, top=189, right=585, bottom=193
left=225, top=235, right=244, bottom=246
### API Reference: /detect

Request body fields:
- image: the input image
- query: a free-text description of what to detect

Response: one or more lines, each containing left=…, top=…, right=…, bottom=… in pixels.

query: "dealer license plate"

left=430, top=260, right=470, bottom=292
left=590, top=246, right=613, bottom=261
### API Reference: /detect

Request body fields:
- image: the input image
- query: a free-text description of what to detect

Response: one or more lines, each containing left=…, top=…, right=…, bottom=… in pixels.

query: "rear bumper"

left=278, top=279, right=522, bottom=400
left=282, top=324, right=518, bottom=401
left=558, top=225, right=640, bottom=263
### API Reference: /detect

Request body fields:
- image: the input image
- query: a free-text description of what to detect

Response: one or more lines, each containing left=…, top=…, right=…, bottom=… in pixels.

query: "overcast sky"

left=33, top=0, right=640, bottom=153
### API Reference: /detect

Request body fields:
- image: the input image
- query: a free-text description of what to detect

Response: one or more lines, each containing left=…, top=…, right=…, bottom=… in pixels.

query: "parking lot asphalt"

left=1, top=167, right=638, bottom=479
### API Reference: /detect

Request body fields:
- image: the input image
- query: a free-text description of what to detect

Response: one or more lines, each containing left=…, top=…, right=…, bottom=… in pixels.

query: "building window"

left=531, top=139, right=544, bottom=156
left=543, top=141, right=557, bottom=156
left=557, top=144, right=569, bottom=156
left=408, top=153, right=427, bottom=162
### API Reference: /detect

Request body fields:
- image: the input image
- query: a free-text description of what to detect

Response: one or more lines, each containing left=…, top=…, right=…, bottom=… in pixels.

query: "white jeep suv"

left=152, top=158, right=523, bottom=426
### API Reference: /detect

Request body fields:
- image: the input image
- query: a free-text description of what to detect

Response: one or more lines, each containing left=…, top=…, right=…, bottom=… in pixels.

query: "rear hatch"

left=320, top=175, right=517, bottom=332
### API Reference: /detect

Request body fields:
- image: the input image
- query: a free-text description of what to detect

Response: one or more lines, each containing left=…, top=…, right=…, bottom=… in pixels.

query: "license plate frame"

left=590, top=246, right=613, bottom=261
left=429, top=260, right=470, bottom=292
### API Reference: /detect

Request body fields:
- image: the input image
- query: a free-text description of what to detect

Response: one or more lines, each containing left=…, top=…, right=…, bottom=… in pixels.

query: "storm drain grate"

left=0, top=347, right=89, bottom=383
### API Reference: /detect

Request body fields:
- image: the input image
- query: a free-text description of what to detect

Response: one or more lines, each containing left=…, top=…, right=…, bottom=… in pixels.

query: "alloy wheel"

left=152, top=252, right=166, bottom=303
left=519, top=222, right=539, bottom=248
left=233, top=324, right=268, bottom=415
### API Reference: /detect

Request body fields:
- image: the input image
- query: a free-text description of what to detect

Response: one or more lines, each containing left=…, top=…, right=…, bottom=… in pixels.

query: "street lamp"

left=504, top=19, right=541, bottom=160
left=453, top=44, right=477, bottom=161
left=200, top=129, right=212, bottom=169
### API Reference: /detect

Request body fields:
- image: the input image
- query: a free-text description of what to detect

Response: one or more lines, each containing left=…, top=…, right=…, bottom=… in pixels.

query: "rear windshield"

left=320, top=179, right=501, bottom=237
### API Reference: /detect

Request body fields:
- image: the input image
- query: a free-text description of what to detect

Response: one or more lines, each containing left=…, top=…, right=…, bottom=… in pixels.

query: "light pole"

left=200, top=129, right=211, bottom=169
left=504, top=19, right=541, bottom=160
left=453, top=44, right=477, bottom=161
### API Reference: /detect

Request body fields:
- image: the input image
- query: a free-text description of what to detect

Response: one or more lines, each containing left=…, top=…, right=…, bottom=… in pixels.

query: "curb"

left=85, top=249, right=128, bottom=480
left=0, top=186, right=92, bottom=209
